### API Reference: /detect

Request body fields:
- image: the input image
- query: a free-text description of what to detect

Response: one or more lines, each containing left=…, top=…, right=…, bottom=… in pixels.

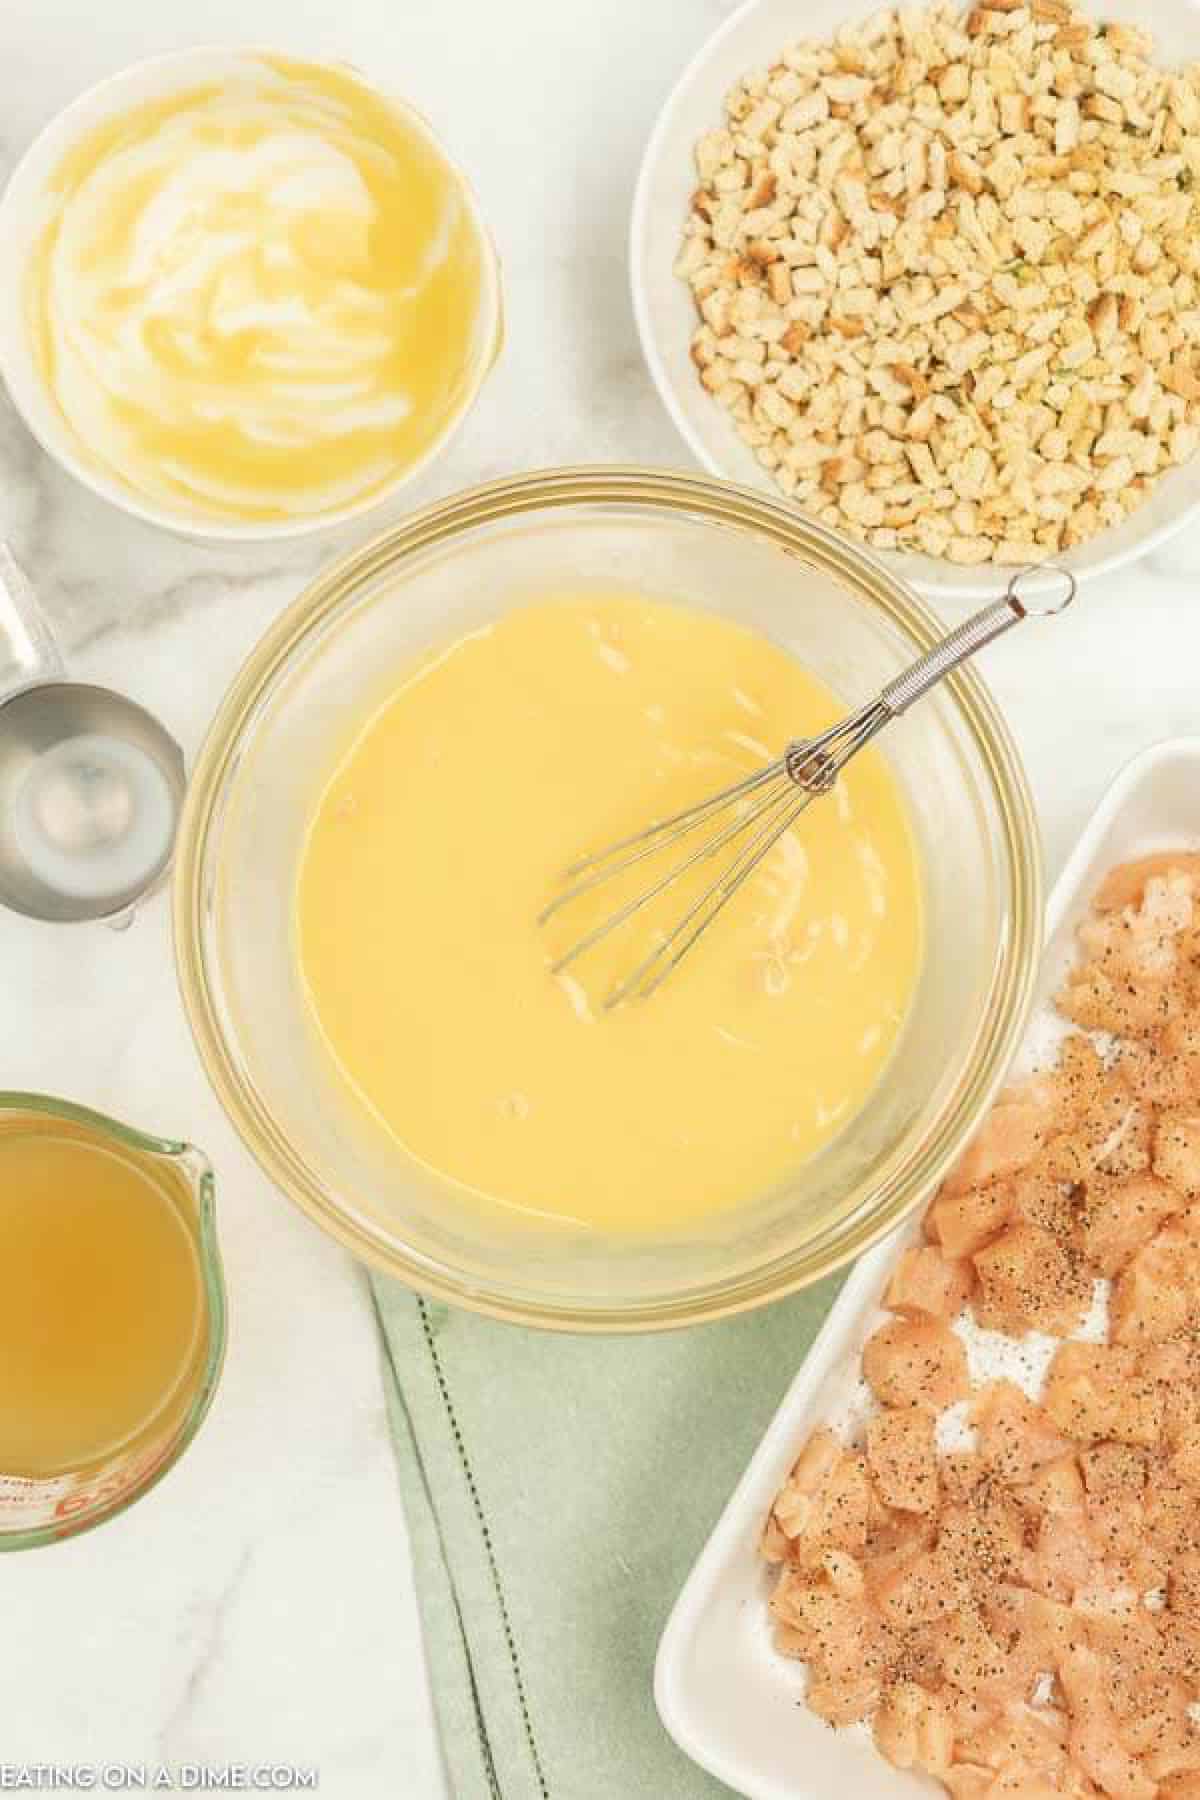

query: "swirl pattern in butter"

left=26, top=58, right=489, bottom=523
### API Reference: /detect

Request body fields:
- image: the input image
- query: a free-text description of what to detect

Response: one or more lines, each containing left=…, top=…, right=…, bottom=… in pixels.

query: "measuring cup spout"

left=0, top=543, right=65, bottom=706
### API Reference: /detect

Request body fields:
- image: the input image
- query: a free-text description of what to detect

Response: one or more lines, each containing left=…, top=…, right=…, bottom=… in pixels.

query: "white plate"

left=630, top=0, right=1200, bottom=602
left=655, top=734, right=1200, bottom=1800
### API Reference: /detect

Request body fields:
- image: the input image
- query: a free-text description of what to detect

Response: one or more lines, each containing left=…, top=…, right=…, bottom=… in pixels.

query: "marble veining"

left=1, top=0, right=1199, bottom=1796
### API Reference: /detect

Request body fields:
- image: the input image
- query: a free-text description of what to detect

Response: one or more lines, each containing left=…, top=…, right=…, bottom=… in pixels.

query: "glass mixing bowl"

left=174, top=468, right=1041, bottom=1330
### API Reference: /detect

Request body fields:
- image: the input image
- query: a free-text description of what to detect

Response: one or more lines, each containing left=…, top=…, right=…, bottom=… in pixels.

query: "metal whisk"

left=540, top=565, right=1076, bottom=1008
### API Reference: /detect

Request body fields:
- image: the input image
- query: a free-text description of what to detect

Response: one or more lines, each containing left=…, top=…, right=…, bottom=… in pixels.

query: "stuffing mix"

left=764, top=853, right=1200, bottom=1796
left=675, top=3, right=1200, bottom=565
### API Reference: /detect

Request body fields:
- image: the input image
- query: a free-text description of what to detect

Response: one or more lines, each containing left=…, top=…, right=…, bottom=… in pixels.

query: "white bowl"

left=0, top=48, right=503, bottom=543
left=631, top=0, right=1200, bottom=601
left=655, top=734, right=1200, bottom=1796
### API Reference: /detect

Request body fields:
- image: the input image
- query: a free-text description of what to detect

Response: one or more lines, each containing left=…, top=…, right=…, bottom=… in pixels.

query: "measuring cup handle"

left=0, top=542, right=66, bottom=703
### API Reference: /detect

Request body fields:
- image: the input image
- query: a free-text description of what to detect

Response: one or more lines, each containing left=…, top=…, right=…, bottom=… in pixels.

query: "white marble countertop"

left=1, top=0, right=1200, bottom=1794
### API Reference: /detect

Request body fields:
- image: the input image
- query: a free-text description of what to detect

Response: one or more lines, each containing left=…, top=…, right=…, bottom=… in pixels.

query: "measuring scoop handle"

left=879, top=563, right=1077, bottom=718
left=0, top=542, right=66, bottom=704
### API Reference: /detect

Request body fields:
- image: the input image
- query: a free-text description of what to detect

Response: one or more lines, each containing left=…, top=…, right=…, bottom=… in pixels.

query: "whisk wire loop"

left=541, top=565, right=1075, bottom=1004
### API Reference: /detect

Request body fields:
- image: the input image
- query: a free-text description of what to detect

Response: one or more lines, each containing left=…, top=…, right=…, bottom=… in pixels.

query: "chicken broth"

left=0, top=1116, right=205, bottom=1478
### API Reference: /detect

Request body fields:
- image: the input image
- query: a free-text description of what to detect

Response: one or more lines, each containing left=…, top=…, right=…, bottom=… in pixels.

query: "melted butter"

left=296, top=595, right=924, bottom=1233
left=26, top=57, right=487, bottom=522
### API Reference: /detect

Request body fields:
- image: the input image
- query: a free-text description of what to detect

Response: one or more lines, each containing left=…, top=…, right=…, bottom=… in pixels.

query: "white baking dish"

left=656, top=735, right=1200, bottom=1800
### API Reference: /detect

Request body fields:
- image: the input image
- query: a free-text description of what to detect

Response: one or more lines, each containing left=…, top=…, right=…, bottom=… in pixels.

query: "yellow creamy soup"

left=297, top=596, right=923, bottom=1232
left=27, top=58, right=485, bottom=522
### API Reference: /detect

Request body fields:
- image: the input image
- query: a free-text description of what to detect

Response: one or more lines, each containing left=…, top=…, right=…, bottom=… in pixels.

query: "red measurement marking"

left=53, top=1439, right=174, bottom=1521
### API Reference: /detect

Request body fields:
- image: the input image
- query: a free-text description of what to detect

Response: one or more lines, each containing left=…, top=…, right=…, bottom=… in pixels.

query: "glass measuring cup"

left=0, top=1094, right=226, bottom=1550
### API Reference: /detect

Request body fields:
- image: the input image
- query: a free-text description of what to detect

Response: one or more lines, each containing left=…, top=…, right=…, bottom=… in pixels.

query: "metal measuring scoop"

left=0, top=545, right=185, bottom=924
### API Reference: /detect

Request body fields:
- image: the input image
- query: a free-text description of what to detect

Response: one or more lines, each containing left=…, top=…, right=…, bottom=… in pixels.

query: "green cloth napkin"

left=370, top=1271, right=848, bottom=1800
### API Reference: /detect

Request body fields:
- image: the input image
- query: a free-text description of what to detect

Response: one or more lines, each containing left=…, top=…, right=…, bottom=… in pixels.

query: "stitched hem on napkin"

left=372, top=1283, right=548, bottom=1800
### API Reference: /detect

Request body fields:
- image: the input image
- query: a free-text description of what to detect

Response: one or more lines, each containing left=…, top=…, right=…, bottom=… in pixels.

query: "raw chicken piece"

left=873, top=1680, right=955, bottom=1775
left=872, top=1548, right=968, bottom=1631
left=769, top=1575, right=875, bottom=1679
left=819, top=1547, right=865, bottom=1598
left=972, top=1382, right=1071, bottom=1486
left=1079, top=875, right=1195, bottom=984
left=1039, top=1095, right=1154, bottom=1187
left=1025, top=1510, right=1098, bottom=1601
left=1071, top=1575, right=1153, bottom=1657
left=1121, top=1033, right=1200, bottom=1110
left=1059, top=962, right=1183, bottom=1039
left=1167, top=1410, right=1200, bottom=1489
left=941, top=1452, right=988, bottom=1502
left=1169, top=1550, right=1200, bottom=1615
left=1080, top=1443, right=1147, bottom=1496
left=1074, top=1172, right=1180, bottom=1276
left=942, top=1088, right=1057, bottom=1198
left=1008, top=1163, right=1077, bottom=1238
left=1096, top=855, right=1200, bottom=912
left=866, top=1492, right=938, bottom=1560
left=1158, top=1359, right=1200, bottom=1471
left=867, top=1406, right=939, bottom=1513
left=767, top=1429, right=870, bottom=1562
left=1085, top=1491, right=1154, bottom=1576
left=1160, top=1617, right=1200, bottom=1691
left=940, top=1489, right=1026, bottom=1590
left=1057, top=1033, right=1113, bottom=1116
left=1148, top=1475, right=1200, bottom=1561
left=985, top=1584, right=1079, bottom=1671
left=973, top=1221, right=1092, bottom=1336
left=929, top=1181, right=1014, bottom=1259
left=942, top=1767, right=994, bottom=1799
left=1155, top=1112, right=1200, bottom=1196
left=943, top=1685, right=1005, bottom=1742
left=1110, top=1224, right=1200, bottom=1344
left=956, top=1705, right=1078, bottom=1793
left=861, top=1317, right=969, bottom=1411
left=1121, top=1676, right=1198, bottom=1775
left=938, top=1604, right=1030, bottom=1705
left=1043, top=1343, right=1163, bottom=1447
left=1056, top=1645, right=1157, bottom=1800
left=766, top=1427, right=838, bottom=1546
left=1095, top=1100, right=1156, bottom=1181
left=1013, top=1453, right=1086, bottom=1517
left=806, top=1670, right=881, bottom=1726
left=885, top=1245, right=974, bottom=1319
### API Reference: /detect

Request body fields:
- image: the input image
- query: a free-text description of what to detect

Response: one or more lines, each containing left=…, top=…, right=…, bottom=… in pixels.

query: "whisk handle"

left=879, top=564, right=1076, bottom=718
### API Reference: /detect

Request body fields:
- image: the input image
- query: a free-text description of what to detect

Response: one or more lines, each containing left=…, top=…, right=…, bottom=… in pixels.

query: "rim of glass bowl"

left=173, top=466, right=1042, bottom=1331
